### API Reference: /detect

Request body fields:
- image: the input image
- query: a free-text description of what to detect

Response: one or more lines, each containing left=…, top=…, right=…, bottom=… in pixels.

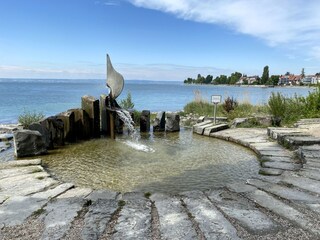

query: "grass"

left=18, top=109, right=45, bottom=128
left=32, top=208, right=45, bottom=217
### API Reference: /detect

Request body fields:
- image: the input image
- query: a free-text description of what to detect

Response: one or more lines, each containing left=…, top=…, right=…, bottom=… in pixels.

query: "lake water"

left=0, top=78, right=315, bottom=124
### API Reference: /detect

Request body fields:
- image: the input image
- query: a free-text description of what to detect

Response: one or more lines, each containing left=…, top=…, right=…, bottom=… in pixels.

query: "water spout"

left=115, top=109, right=136, bottom=135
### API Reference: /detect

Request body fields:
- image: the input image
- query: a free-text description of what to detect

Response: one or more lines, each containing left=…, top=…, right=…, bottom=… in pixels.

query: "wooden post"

left=109, top=111, right=115, bottom=139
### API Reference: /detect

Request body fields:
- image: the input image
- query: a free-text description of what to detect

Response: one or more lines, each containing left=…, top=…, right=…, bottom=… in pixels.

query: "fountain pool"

left=42, top=128, right=259, bottom=193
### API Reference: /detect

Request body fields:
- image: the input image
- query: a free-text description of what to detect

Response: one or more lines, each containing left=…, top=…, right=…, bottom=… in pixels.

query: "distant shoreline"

left=183, top=83, right=316, bottom=89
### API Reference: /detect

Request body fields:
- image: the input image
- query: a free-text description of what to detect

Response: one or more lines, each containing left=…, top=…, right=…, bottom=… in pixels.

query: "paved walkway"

left=1, top=121, right=320, bottom=239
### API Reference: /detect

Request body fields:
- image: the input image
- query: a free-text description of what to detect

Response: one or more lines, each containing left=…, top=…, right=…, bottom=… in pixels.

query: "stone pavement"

left=1, top=122, right=320, bottom=239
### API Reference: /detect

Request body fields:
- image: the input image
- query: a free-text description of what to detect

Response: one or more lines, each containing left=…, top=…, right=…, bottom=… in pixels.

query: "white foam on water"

left=122, top=140, right=155, bottom=153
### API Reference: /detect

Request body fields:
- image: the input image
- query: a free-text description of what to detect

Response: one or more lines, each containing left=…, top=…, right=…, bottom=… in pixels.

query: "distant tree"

left=204, top=75, right=213, bottom=84
left=228, top=72, right=242, bottom=85
left=269, top=75, right=280, bottom=86
left=285, top=72, right=291, bottom=76
left=301, top=68, right=305, bottom=78
left=261, top=65, right=269, bottom=84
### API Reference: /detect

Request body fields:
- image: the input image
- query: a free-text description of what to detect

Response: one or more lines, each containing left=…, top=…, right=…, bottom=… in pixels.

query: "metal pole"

left=213, top=103, right=217, bottom=125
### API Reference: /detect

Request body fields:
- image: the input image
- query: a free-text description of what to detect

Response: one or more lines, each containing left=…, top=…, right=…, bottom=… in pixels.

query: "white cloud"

left=129, top=0, right=320, bottom=58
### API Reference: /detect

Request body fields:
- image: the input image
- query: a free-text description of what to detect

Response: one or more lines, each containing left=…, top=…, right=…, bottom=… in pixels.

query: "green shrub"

left=304, top=86, right=320, bottom=118
left=223, top=97, right=238, bottom=113
left=268, top=92, right=286, bottom=119
left=18, top=110, right=45, bottom=128
left=120, top=91, right=134, bottom=109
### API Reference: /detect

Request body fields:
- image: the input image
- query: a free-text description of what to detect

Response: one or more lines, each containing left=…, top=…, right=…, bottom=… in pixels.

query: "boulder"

left=29, top=116, right=64, bottom=149
left=153, top=111, right=166, bottom=132
left=81, top=95, right=100, bottom=138
left=140, top=110, right=150, bottom=132
left=166, top=113, right=180, bottom=132
left=28, top=122, right=49, bottom=148
left=13, top=130, right=47, bottom=157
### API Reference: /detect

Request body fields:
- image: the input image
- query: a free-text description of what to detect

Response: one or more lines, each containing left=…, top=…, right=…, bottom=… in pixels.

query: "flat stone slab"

left=284, top=136, right=320, bottom=149
left=86, top=189, right=119, bottom=201
left=260, top=156, right=294, bottom=163
left=246, top=189, right=320, bottom=236
left=112, top=192, right=152, bottom=239
left=0, top=159, right=42, bottom=169
left=0, top=165, right=44, bottom=180
left=203, top=123, right=229, bottom=136
left=299, top=169, right=320, bottom=181
left=0, top=172, right=57, bottom=198
left=281, top=173, right=320, bottom=195
left=247, top=179, right=320, bottom=203
left=0, top=133, right=13, bottom=141
left=259, top=168, right=284, bottom=176
left=206, top=189, right=279, bottom=235
left=0, top=183, right=73, bottom=226
left=194, top=123, right=214, bottom=135
left=261, top=161, right=301, bottom=171
left=150, top=193, right=198, bottom=240
left=81, top=199, right=119, bottom=240
left=41, top=193, right=89, bottom=240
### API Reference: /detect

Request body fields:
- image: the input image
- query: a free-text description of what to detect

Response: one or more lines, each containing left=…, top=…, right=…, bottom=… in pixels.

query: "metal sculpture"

left=106, top=54, right=124, bottom=100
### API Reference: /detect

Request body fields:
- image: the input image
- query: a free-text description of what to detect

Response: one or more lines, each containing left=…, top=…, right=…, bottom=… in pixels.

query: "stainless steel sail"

left=106, top=54, right=124, bottom=99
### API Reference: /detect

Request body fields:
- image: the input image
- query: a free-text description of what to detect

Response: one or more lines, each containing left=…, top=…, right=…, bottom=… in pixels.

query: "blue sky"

left=1, top=0, right=320, bottom=81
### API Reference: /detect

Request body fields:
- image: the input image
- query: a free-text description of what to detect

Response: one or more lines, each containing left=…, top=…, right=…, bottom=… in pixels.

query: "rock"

left=0, top=133, right=13, bottom=141
left=56, top=110, right=76, bottom=142
left=231, top=118, right=248, bottom=128
left=28, top=122, right=47, bottom=147
left=29, top=116, right=65, bottom=149
left=153, top=111, right=166, bottom=132
left=140, top=110, right=150, bottom=132
left=13, top=130, right=47, bottom=157
left=81, top=95, right=100, bottom=138
left=68, top=108, right=91, bottom=140
left=166, top=113, right=180, bottom=132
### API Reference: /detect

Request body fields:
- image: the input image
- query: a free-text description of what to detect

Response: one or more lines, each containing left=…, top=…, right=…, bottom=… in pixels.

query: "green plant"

left=18, top=109, right=45, bottom=128
left=183, top=101, right=214, bottom=116
left=118, top=200, right=126, bottom=207
left=144, top=192, right=152, bottom=198
left=304, top=86, right=320, bottom=118
left=223, top=97, right=238, bottom=113
left=268, top=92, right=286, bottom=119
left=120, top=91, right=134, bottom=109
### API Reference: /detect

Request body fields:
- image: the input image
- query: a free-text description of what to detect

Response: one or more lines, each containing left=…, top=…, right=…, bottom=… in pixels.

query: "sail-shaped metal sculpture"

left=106, top=54, right=124, bottom=99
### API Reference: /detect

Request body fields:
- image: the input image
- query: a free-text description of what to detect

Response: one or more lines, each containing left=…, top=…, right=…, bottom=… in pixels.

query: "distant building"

left=278, top=74, right=301, bottom=85
left=302, top=75, right=320, bottom=85
left=237, top=75, right=259, bottom=85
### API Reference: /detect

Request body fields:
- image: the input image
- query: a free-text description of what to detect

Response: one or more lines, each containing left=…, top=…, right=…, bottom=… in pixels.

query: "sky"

left=0, top=0, right=320, bottom=81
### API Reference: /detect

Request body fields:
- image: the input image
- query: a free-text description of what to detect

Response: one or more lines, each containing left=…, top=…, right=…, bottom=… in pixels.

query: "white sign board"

left=211, top=95, right=221, bottom=104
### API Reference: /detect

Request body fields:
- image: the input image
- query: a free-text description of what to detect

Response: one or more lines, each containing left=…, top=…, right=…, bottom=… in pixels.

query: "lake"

left=0, top=78, right=315, bottom=123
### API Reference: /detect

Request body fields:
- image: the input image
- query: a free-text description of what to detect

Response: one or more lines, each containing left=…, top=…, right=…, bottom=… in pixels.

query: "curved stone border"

left=1, top=127, right=320, bottom=239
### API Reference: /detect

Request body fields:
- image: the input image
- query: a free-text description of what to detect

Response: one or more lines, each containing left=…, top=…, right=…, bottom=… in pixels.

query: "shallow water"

left=42, top=128, right=259, bottom=193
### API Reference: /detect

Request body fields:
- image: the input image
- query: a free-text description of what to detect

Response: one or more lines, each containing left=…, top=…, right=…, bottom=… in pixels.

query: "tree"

left=269, top=75, right=280, bottom=86
left=301, top=68, right=305, bottom=78
left=261, top=65, right=269, bottom=85
left=204, top=75, right=213, bottom=84
left=120, top=92, right=134, bottom=109
left=228, top=72, right=242, bottom=85
left=285, top=72, right=291, bottom=76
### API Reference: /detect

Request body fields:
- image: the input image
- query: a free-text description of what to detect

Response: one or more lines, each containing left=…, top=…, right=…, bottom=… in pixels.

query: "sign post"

left=211, top=95, right=222, bottom=125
